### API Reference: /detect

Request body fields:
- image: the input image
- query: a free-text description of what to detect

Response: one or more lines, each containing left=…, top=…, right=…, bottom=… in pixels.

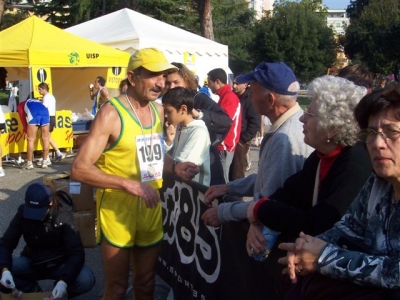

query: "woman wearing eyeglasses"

left=279, top=84, right=400, bottom=299
left=245, top=75, right=372, bottom=299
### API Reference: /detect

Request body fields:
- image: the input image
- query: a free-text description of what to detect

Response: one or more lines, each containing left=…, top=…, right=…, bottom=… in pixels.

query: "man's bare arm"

left=70, top=102, right=161, bottom=208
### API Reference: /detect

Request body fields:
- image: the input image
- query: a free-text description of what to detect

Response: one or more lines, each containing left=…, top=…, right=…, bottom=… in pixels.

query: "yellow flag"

left=106, top=67, right=126, bottom=89
left=184, top=51, right=196, bottom=74
left=32, top=67, right=52, bottom=98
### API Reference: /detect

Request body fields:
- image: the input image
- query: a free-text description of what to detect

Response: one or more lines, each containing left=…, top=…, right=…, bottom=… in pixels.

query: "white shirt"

left=42, top=93, right=56, bottom=116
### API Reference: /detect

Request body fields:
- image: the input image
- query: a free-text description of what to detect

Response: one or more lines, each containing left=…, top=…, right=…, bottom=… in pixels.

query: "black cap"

left=23, top=183, right=52, bottom=220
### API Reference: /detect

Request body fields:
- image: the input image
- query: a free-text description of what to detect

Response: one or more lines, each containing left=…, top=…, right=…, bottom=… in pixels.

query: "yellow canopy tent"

left=0, top=16, right=130, bottom=113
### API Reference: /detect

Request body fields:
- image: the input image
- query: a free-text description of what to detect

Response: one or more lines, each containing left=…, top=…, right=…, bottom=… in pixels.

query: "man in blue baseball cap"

left=202, top=61, right=313, bottom=299
left=236, top=62, right=298, bottom=95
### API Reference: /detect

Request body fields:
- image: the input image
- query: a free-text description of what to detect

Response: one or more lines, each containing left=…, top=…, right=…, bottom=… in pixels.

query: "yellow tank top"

left=96, top=97, right=164, bottom=190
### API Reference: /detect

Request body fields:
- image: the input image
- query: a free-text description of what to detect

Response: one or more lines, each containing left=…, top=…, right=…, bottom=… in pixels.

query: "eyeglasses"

left=302, top=108, right=317, bottom=118
left=357, top=126, right=400, bottom=144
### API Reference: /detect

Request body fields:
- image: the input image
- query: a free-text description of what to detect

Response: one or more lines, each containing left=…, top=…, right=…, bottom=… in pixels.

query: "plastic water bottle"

left=252, top=226, right=281, bottom=262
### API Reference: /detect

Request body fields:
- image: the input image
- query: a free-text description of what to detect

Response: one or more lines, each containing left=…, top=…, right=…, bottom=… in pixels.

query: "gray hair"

left=263, top=81, right=300, bottom=104
left=277, top=81, right=300, bottom=104
left=308, top=75, right=367, bottom=146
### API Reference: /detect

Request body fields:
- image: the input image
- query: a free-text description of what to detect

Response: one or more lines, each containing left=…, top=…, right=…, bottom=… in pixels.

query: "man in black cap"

left=0, top=183, right=95, bottom=298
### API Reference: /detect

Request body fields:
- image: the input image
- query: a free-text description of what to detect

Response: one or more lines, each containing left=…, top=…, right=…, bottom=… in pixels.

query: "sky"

left=322, top=0, right=351, bottom=9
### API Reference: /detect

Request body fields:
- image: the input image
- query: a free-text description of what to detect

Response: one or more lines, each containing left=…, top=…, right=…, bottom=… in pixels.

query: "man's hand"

left=204, top=184, right=228, bottom=206
left=175, top=161, right=199, bottom=181
left=124, top=180, right=160, bottom=209
left=246, top=201, right=257, bottom=224
left=0, top=270, right=15, bottom=289
left=52, top=280, right=67, bottom=299
left=201, top=207, right=222, bottom=227
left=246, top=223, right=266, bottom=256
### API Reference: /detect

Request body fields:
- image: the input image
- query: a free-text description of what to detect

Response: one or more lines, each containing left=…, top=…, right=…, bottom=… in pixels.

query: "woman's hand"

left=278, top=232, right=327, bottom=283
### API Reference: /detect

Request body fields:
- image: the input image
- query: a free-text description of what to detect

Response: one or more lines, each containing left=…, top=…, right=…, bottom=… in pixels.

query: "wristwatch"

left=172, top=160, right=179, bottom=174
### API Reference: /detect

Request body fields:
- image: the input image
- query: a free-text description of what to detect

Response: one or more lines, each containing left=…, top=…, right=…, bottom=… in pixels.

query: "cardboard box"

left=73, top=211, right=96, bottom=248
left=0, top=292, right=67, bottom=300
left=73, top=135, right=87, bottom=150
left=43, top=173, right=95, bottom=212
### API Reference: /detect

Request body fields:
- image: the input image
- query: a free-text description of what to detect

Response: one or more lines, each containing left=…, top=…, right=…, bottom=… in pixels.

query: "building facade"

left=326, top=9, right=350, bottom=35
left=248, top=0, right=274, bottom=19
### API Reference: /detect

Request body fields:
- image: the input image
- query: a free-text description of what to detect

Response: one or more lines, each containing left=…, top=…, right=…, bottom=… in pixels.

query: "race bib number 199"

left=136, top=133, right=165, bottom=182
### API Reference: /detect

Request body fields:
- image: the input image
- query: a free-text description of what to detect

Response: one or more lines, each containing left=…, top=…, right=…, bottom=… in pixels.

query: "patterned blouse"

left=317, top=173, right=400, bottom=289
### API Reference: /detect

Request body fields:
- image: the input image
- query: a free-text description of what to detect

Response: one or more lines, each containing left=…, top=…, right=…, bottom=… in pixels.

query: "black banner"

left=158, top=173, right=276, bottom=300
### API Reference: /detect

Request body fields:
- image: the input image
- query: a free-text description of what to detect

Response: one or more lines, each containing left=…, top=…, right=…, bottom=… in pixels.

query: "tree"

left=344, top=0, right=400, bottom=76
left=346, top=0, right=370, bottom=19
left=32, top=0, right=94, bottom=28
left=0, top=10, right=27, bottom=30
left=197, top=0, right=213, bottom=39
left=249, top=0, right=336, bottom=82
left=0, top=0, right=39, bottom=26
left=212, top=0, right=256, bottom=74
left=0, top=0, right=4, bottom=23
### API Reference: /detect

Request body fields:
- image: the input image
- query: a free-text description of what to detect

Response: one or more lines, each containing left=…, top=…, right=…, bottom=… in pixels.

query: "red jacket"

left=17, top=100, right=28, bottom=133
left=216, top=84, right=242, bottom=152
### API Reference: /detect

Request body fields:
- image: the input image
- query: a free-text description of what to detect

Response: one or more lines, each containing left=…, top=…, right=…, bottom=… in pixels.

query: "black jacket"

left=258, top=143, right=372, bottom=237
left=254, top=143, right=373, bottom=299
left=193, top=92, right=232, bottom=146
left=0, top=195, right=84, bottom=286
left=193, top=92, right=232, bottom=185
left=237, top=88, right=260, bottom=144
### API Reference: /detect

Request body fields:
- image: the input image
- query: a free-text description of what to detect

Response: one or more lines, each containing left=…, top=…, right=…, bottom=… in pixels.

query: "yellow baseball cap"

left=128, top=48, right=177, bottom=72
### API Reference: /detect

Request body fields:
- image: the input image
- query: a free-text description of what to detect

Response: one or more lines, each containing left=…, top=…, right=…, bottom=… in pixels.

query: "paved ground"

left=0, top=145, right=261, bottom=299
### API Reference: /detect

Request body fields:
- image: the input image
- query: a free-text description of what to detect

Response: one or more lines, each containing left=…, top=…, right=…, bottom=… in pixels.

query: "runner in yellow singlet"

left=71, top=48, right=199, bottom=300
left=96, top=99, right=164, bottom=247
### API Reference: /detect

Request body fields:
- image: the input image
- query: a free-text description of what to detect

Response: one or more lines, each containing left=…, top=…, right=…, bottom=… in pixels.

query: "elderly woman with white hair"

left=279, top=83, right=400, bottom=300
left=245, top=75, right=372, bottom=299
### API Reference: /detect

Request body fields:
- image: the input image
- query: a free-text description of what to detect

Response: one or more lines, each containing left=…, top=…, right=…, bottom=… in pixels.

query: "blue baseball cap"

left=236, top=62, right=298, bottom=95
left=23, top=183, right=53, bottom=220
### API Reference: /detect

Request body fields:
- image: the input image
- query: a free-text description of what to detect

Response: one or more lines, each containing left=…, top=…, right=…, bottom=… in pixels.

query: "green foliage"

left=134, top=0, right=199, bottom=33
left=346, top=0, right=370, bottom=20
left=249, top=1, right=336, bottom=82
left=0, top=90, right=9, bottom=106
left=0, top=10, right=27, bottom=30
left=31, top=0, right=93, bottom=28
left=0, top=0, right=337, bottom=79
left=344, top=0, right=400, bottom=75
left=212, top=0, right=256, bottom=74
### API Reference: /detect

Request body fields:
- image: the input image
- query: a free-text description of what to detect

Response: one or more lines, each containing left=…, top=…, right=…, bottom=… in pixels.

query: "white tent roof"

left=66, top=8, right=228, bottom=58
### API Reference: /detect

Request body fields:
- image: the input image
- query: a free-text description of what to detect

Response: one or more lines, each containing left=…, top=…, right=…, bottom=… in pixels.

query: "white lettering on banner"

left=161, top=181, right=221, bottom=284
left=158, top=257, right=206, bottom=300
